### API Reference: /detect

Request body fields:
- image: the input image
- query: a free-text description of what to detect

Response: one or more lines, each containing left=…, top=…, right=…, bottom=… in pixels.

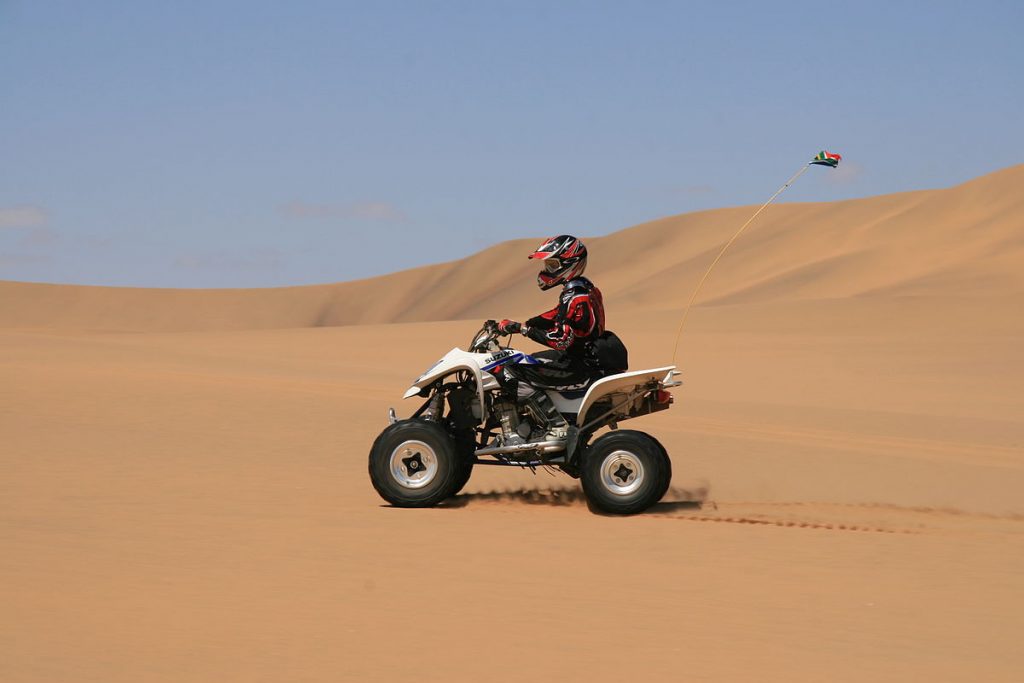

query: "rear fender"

left=576, top=366, right=676, bottom=425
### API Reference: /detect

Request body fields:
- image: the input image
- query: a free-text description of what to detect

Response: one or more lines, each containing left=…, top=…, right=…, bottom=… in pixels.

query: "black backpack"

left=590, top=330, right=629, bottom=374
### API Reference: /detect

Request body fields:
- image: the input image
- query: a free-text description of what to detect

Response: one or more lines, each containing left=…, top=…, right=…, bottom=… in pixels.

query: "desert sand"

left=2, top=165, right=1023, bottom=681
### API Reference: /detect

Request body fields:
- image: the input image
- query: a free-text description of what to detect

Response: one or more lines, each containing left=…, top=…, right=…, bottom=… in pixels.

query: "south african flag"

left=811, top=151, right=842, bottom=168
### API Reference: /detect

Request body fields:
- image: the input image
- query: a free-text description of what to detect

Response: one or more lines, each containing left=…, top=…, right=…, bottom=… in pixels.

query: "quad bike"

left=368, top=320, right=681, bottom=514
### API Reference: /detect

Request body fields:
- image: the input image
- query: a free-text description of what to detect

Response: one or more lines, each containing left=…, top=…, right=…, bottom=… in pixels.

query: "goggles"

left=544, top=258, right=562, bottom=273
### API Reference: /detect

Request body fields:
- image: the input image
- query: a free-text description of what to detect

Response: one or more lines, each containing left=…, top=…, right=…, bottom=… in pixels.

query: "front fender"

left=402, top=349, right=497, bottom=425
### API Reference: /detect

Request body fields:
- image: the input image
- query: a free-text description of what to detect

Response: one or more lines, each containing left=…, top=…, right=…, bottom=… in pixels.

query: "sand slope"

left=2, top=164, right=1023, bottom=331
left=2, top=315, right=1022, bottom=682
left=2, top=165, right=1023, bottom=681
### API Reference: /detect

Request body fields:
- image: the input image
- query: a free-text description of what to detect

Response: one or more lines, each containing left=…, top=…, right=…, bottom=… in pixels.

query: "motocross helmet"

left=528, top=234, right=587, bottom=290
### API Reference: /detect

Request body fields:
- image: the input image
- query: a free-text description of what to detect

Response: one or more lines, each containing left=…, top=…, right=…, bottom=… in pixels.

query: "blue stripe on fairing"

left=482, top=353, right=524, bottom=372
left=520, top=354, right=540, bottom=364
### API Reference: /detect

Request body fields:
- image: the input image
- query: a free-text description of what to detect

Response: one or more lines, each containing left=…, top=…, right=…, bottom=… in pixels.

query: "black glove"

left=497, top=319, right=521, bottom=335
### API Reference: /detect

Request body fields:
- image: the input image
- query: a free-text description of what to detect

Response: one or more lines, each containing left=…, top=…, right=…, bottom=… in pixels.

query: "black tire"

left=580, top=430, right=671, bottom=515
left=368, top=420, right=463, bottom=507
left=646, top=433, right=674, bottom=503
left=449, top=454, right=475, bottom=498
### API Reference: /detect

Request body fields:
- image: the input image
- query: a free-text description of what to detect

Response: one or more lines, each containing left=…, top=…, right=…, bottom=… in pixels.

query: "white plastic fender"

left=402, top=347, right=504, bottom=424
left=575, top=366, right=676, bottom=424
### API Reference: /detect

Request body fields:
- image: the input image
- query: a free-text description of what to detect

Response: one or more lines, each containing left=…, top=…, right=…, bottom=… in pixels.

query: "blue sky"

left=2, top=1, right=1022, bottom=287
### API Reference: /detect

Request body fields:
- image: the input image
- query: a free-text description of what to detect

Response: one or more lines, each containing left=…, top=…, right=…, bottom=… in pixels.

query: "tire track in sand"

left=444, top=487, right=1024, bottom=536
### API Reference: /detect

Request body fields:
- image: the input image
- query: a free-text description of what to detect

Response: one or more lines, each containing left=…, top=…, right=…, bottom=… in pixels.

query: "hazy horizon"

left=3, top=1, right=1022, bottom=287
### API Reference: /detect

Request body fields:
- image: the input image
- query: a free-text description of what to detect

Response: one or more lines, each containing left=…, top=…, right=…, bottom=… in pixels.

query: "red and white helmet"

left=528, top=234, right=588, bottom=290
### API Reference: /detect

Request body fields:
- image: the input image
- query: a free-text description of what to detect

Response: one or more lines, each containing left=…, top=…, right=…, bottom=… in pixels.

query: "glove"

left=497, top=319, right=521, bottom=334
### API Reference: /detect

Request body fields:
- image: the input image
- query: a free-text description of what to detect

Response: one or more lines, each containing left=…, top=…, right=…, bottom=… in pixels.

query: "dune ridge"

left=3, top=163, right=1022, bottom=332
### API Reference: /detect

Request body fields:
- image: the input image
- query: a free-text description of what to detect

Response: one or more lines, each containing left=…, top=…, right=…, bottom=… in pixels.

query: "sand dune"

left=3, top=163, right=1023, bottom=331
left=2, top=165, right=1023, bottom=681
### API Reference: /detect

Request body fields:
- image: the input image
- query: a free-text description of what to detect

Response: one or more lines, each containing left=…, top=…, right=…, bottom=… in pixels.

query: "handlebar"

left=469, top=320, right=510, bottom=353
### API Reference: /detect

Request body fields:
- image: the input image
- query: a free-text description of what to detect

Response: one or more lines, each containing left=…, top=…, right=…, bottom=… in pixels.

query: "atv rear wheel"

left=581, top=430, right=671, bottom=515
left=368, top=419, right=463, bottom=507
left=647, top=433, right=674, bottom=504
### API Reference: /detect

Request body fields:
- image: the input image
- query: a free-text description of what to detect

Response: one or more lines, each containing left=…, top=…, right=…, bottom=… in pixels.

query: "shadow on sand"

left=436, top=485, right=709, bottom=514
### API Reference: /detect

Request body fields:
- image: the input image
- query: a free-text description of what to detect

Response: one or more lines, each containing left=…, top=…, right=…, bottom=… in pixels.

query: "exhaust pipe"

left=475, top=440, right=566, bottom=456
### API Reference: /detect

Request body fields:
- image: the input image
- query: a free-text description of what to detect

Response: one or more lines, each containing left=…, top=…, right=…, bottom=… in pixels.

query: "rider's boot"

left=524, top=390, right=569, bottom=442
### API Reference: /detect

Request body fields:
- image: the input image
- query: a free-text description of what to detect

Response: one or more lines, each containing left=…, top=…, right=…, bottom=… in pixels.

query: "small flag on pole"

left=810, top=151, right=842, bottom=168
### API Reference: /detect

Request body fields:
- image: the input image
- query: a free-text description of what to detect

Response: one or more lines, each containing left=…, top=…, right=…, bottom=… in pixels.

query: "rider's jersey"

left=524, top=277, right=605, bottom=358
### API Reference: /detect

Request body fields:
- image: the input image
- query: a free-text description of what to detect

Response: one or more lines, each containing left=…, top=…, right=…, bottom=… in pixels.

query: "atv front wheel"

left=581, top=430, right=671, bottom=515
left=368, top=420, right=463, bottom=507
left=449, top=450, right=475, bottom=498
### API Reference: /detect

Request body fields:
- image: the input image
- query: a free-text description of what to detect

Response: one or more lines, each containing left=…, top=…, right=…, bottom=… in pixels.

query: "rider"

left=496, top=234, right=606, bottom=436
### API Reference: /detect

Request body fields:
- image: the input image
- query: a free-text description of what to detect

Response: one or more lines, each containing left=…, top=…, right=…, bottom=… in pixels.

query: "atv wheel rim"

left=599, top=450, right=645, bottom=496
left=389, top=440, right=439, bottom=489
